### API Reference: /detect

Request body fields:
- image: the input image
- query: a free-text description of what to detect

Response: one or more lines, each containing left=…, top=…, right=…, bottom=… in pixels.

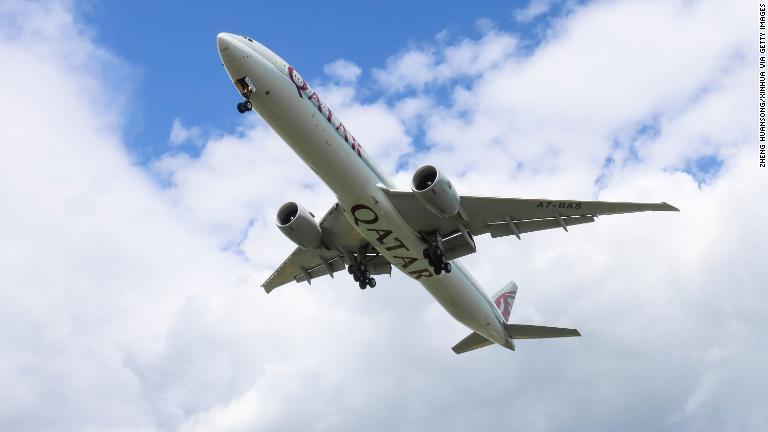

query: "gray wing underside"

left=261, top=203, right=390, bottom=293
left=262, top=250, right=391, bottom=293
left=261, top=191, right=677, bottom=292
left=382, top=188, right=679, bottom=239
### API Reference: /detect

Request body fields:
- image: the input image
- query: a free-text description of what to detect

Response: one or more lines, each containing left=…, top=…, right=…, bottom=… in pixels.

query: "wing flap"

left=292, top=256, right=346, bottom=285
left=294, top=255, right=392, bottom=284
left=262, top=248, right=342, bottom=293
left=486, top=215, right=595, bottom=238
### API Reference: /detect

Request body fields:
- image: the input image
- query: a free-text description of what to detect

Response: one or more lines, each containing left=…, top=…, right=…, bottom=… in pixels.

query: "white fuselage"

left=217, top=33, right=510, bottom=347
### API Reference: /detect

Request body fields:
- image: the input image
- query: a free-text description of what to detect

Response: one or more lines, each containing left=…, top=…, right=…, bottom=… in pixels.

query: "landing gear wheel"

left=423, top=241, right=450, bottom=275
left=237, top=100, right=252, bottom=113
left=350, top=261, right=371, bottom=288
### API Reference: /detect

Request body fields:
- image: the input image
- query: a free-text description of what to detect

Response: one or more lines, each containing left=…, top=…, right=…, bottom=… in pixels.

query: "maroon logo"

left=286, top=63, right=363, bottom=157
left=494, top=290, right=516, bottom=322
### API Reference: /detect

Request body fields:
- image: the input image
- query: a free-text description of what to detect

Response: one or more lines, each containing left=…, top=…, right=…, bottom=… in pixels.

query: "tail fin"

left=498, top=282, right=580, bottom=339
left=451, top=281, right=580, bottom=354
left=452, top=324, right=581, bottom=354
left=492, top=281, right=518, bottom=323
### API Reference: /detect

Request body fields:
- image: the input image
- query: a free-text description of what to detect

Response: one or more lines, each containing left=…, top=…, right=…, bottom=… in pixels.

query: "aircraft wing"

left=261, top=203, right=391, bottom=293
left=382, top=187, right=679, bottom=240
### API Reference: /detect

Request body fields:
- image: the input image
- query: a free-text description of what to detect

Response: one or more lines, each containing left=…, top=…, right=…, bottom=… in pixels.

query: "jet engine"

left=411, top=164, right=461, bottom=217
left=276, top=202, right=323, bottom=249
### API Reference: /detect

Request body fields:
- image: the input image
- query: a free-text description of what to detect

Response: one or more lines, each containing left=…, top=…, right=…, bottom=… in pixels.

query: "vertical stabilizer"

left=492, top=281, right=518, bottom=323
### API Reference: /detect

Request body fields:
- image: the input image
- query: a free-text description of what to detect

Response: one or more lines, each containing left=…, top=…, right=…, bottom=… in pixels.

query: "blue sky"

left=88, top=0, right=563, bottom=162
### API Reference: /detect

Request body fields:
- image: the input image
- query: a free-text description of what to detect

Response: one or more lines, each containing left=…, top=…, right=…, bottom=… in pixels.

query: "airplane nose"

left=216, top=32, right=235, bottom=54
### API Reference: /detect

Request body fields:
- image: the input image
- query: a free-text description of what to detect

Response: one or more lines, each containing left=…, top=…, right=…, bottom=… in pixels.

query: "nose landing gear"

left=237, top=100, right=252, bottom=113
left=234, top=76, right=255, bottom=114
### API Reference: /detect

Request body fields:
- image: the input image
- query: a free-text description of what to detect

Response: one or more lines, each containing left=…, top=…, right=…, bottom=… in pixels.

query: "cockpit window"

left=241, top=35, right=254, bottom=43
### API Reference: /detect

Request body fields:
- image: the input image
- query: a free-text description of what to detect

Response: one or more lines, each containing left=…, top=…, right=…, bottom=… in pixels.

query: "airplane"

left=216, top=33, right=679, bottom=354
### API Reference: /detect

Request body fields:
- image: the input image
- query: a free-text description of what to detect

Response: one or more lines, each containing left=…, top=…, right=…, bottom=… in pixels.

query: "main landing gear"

left=236, top=100, right=252, bottom=113
left=348, top=263, right=376, bottom=290
left=423, top=239, right=452, bottom=275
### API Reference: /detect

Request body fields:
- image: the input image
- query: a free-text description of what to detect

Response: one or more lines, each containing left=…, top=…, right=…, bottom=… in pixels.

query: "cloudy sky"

left=0, top=0, right=764, bottom=430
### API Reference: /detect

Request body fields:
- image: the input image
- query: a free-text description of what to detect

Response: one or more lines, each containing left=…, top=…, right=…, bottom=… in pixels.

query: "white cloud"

left=372, top=30, right=517, bottom=92
left=323, top=58, right=361, bottom=83
left=1, top=0, right=765, bottom=431
left=515, top=0, right=554, bottom=23
left=153, top=119, right=330, bottom=247
left=373, top=49, right=436, bottom=92
left=168, top=117, right=203, bottom=146
left=406, top=0, right=750, bottom=197
left=394, top=95, right=434, bottom=131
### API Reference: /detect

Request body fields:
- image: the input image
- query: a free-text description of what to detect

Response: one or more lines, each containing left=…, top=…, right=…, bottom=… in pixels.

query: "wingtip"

left=661, top=202, right=680, bottom=212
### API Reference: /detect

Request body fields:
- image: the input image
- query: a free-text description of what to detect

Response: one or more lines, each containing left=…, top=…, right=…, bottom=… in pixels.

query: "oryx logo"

left=494, top=290, right=516, bottom=322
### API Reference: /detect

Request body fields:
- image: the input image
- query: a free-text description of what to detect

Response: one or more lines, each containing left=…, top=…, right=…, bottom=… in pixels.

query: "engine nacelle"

left=411, top=164, right=461, bottom=218
left=276, top=202, right=323, bottom=249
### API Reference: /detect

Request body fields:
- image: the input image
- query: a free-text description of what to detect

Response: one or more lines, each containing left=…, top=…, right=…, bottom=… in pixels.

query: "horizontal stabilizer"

left=505, top=324, right=581, bottom=339
left=452, top=331, right=494, bottom=354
